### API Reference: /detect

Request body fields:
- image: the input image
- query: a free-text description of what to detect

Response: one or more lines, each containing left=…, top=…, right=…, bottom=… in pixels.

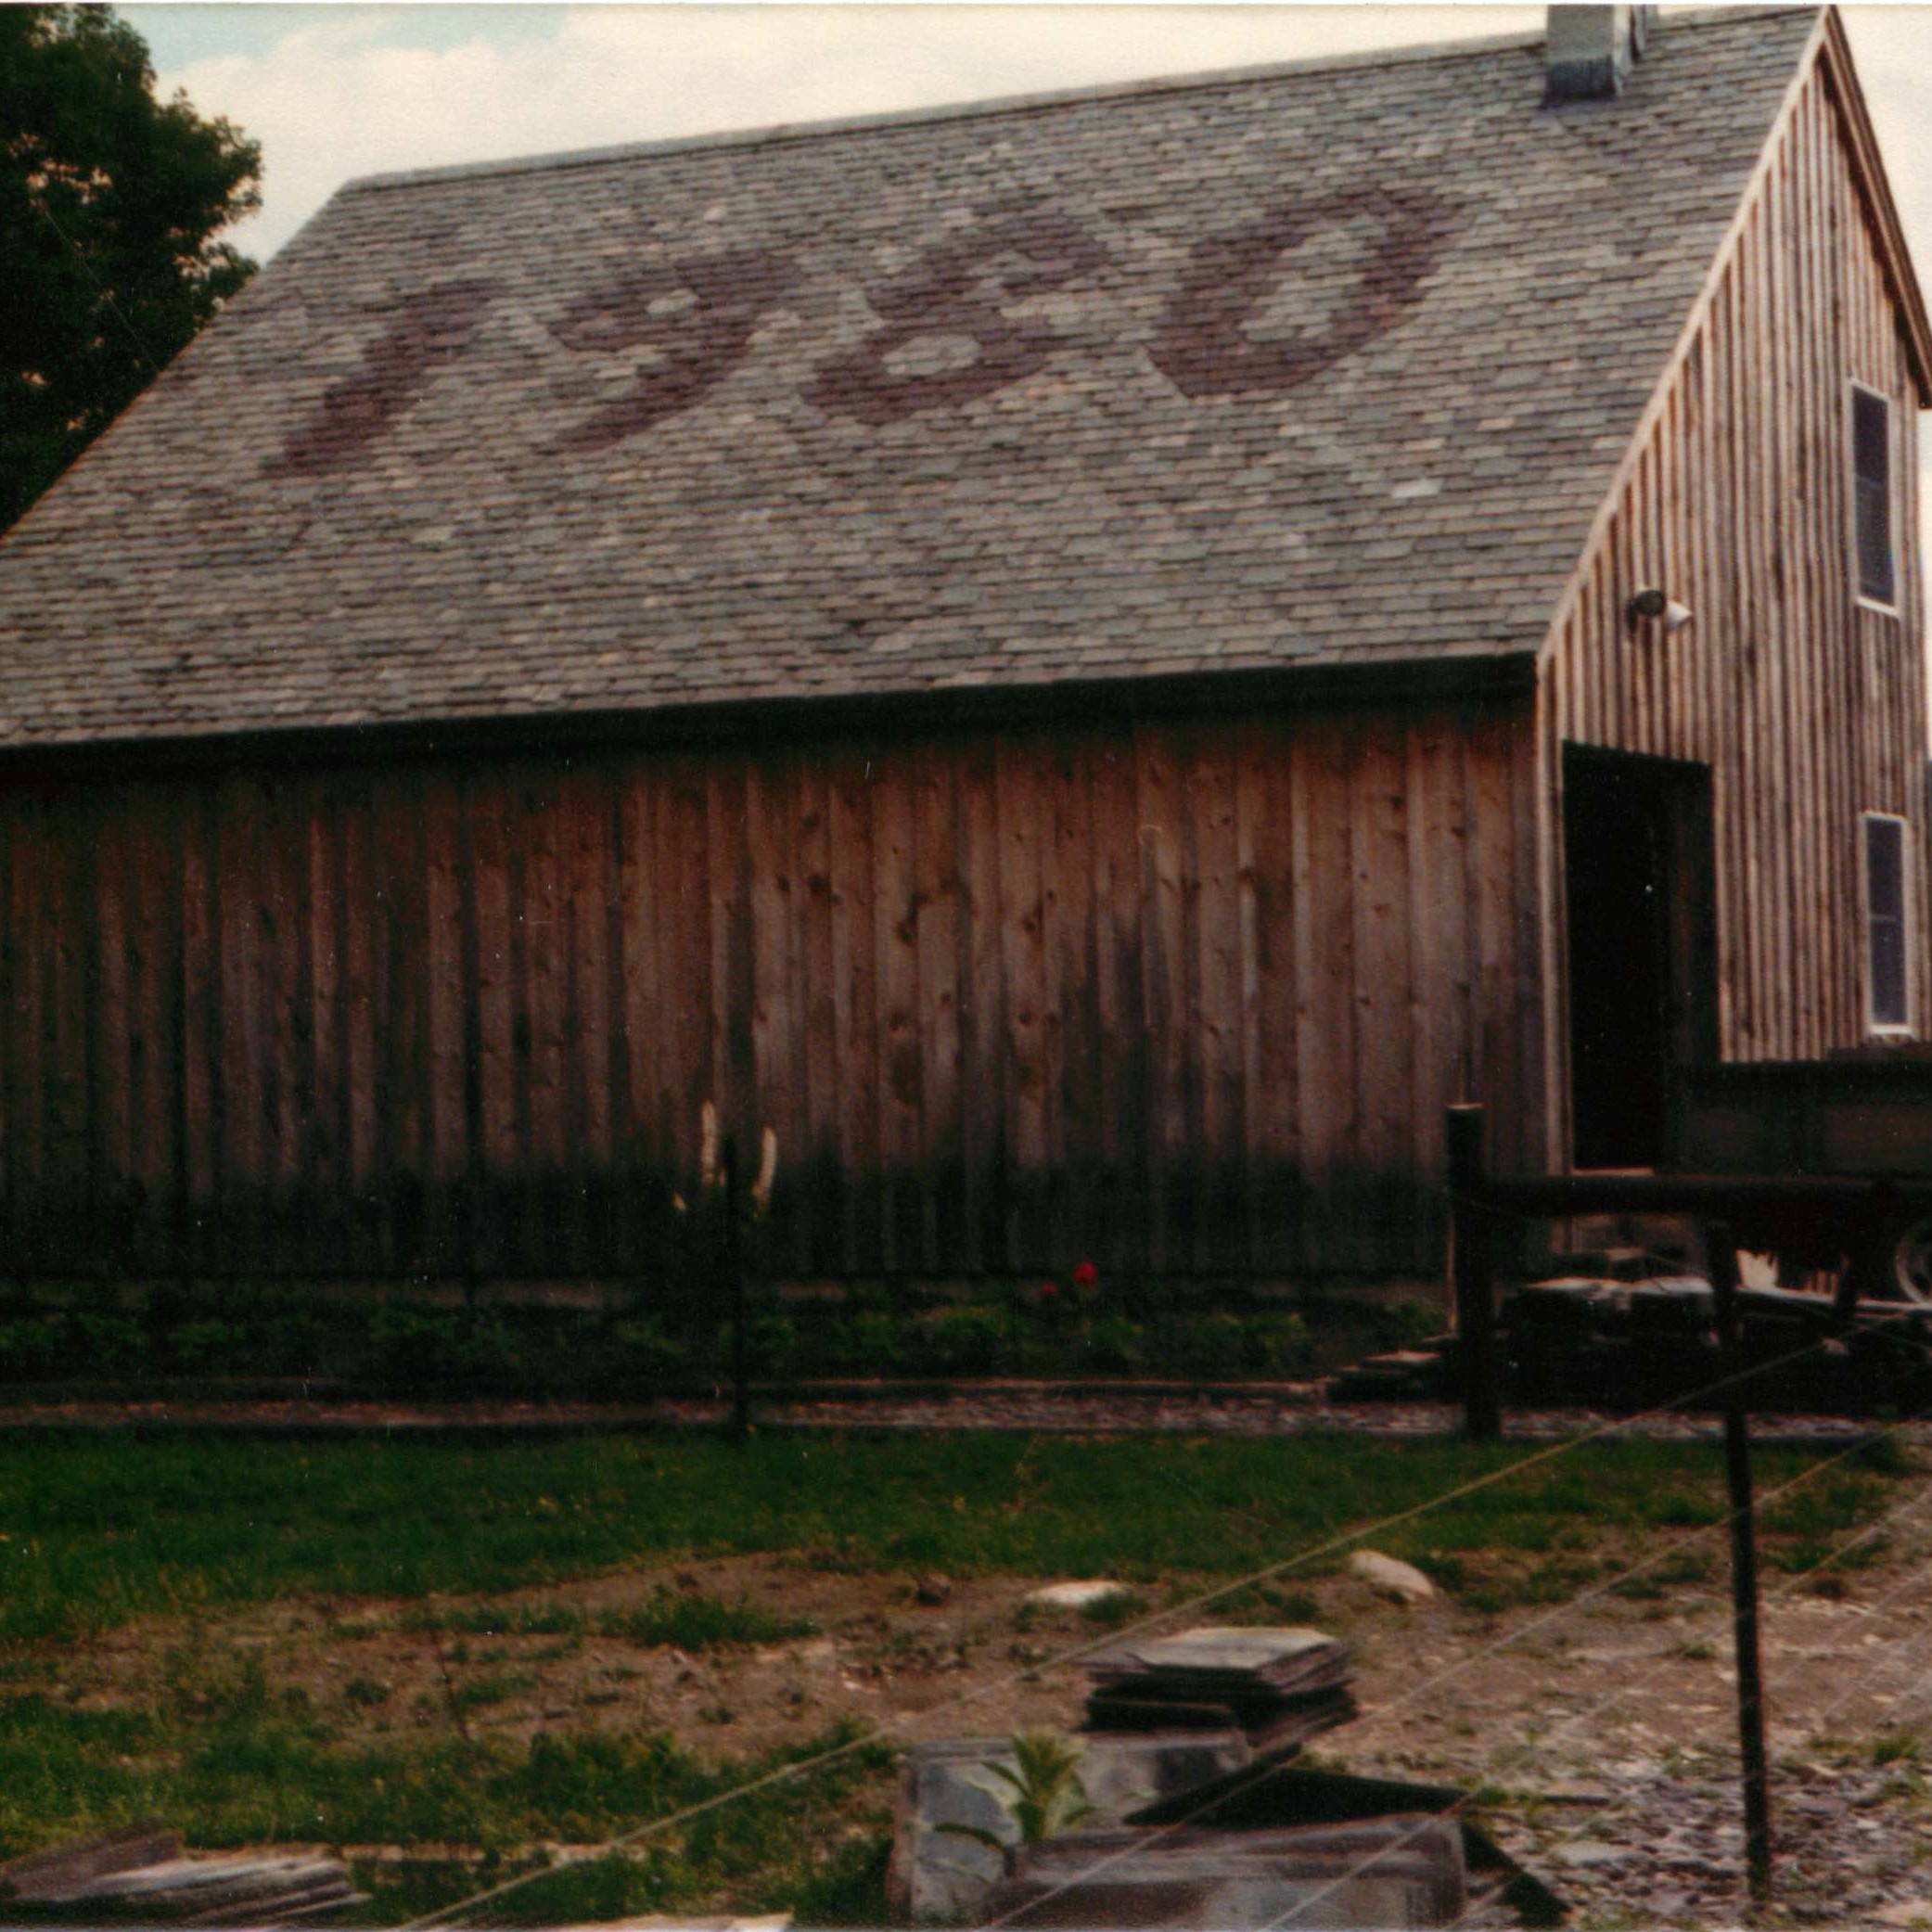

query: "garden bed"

left=0, top=1280, right=1444, bottom=1400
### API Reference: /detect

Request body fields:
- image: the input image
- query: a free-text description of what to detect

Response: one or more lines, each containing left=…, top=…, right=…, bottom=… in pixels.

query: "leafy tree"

left=1, top=5, right=260, bottom=533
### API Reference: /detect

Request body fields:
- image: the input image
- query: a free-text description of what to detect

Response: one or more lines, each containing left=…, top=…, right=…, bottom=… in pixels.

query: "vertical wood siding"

left=0, top=697, right=1539, bottom=1282
left=1548, top=49, right=1928, bottom=1128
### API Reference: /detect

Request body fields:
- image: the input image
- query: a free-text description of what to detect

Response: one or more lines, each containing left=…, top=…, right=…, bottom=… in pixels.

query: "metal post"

left=1446, top=1105, right=1501, bottom=1441
left=723, top=1133, right=749, bottom=1441
left=1708, top=1221, right=1773, bottom=1910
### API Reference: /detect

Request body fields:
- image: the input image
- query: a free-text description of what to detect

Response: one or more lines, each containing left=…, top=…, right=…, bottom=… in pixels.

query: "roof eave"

left=0, top=651, right=1542, bottom=777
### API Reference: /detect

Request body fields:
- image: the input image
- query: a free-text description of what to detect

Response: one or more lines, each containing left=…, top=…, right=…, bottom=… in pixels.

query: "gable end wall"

left=1543, top=32, right=1928, bottom=1146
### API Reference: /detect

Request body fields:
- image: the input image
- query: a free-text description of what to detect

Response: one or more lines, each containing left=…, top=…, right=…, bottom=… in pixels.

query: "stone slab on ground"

left=886, top=1729, right=1252, bottom=1923
left=1350, top=1551, right=1438, bottom=1604
left=983, top=1817, right=1466, bottom=1929
left=1027, top=1580, right=1138, bottom=1611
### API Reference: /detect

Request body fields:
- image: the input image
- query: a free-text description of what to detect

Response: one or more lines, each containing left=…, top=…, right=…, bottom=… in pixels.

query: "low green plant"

left=597, top=1589, right=816, bottom=1651
left=1082, top=1314, right=1142, bottom=1373
left=170, top=1321, right=249, bottom=1375
left=69, top=1311, right=147, bottom=1374
left=825, top=1311, right=900, bottom=1375
left=450, top=1671, right=537, bottom=1716
left=368, top=1306, right=463, bottom=1387
left=0, top=1318, right=61, bottom=1378
left=603, top=1319, right=689, bottom=1397
left=943, top=1731, right=1094, bottom=1849
left=392, top=1603, right=587, bottom=1640
left=909, top=1308, right=1006, bottom=1377
left=1078, top=1588, right=1145, bottom=1628
left=749, top=1314, right=800, bottom=1382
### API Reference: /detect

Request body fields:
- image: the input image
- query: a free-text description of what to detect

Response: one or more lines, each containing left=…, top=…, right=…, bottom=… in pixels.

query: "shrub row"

left=0, top=1286, right=1439, bottom=1395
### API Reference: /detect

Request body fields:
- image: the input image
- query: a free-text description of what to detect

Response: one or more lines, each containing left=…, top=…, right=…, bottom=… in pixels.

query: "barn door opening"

left=1564, top=745, right=1717, bottom=1170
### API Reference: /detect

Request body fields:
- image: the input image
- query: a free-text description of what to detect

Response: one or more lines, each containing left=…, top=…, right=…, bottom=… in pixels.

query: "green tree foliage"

left=1, top=6, right=260, bottom=533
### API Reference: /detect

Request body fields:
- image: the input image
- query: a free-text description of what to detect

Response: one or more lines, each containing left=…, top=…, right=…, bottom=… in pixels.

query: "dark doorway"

left=1564, top=746, right=1718, bottom=1169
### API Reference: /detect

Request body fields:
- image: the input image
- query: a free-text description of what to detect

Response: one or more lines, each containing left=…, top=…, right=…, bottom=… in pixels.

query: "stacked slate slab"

left=886, top=1620, right=1567, bottom=1926
left=980, top=1817, right=1466, bottom=1930
left=0, top=1825, right=365, bottom=1923
left=1081, top=1626, right=1356, bottom=1749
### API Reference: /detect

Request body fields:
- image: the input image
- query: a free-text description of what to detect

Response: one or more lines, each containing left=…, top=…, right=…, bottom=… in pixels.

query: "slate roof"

left=0, top=6, right=1821, bottom=748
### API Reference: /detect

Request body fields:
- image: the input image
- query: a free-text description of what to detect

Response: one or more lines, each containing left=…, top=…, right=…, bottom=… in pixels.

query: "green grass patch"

left=1077, top=1589, right=1146, bottom=1628
left=0, top=1674, right=892, bottom=1898
left=595, top=1589, right=815, bottom=1650
left=0, top=1431, right=1898, bottom=1641
left=1610, top=1548, right=1714, bottom=1601
left=0, top=1427, right=1906, bottom=1922
left=447, top=1672, right=538, bottom=1718
left=392, top=1603, right=587, bottom=1639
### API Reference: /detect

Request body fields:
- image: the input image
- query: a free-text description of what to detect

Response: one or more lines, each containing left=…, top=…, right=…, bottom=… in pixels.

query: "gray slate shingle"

left=0, top=6, right=1817, bottom=747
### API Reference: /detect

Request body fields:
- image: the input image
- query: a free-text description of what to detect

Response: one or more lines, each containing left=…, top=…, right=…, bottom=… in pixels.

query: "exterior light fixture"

left=1625, top=586, right=1694, bottom=633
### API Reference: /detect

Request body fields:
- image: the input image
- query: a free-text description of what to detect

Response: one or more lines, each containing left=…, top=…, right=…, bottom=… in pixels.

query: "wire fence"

left=395, top=1272, right=1932, bottom=1931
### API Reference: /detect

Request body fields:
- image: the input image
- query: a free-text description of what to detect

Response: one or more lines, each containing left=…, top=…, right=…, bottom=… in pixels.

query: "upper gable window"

left=1851, top=384, right=1897, bottom=609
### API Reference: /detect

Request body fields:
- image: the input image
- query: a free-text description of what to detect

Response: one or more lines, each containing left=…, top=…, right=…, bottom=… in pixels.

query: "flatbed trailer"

left=1664, top=1058, right=1932, bottom=1299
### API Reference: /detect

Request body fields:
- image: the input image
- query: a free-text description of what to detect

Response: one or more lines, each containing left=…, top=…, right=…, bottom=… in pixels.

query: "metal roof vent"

left=1546, top=5, right=1654, bottom=101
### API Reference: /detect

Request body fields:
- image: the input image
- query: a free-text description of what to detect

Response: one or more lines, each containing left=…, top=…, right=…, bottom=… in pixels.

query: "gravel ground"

left=0, top=1380, right=1905, bottom=1447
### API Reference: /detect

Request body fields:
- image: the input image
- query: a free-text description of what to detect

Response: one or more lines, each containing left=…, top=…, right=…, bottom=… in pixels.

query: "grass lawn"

left=0, top=1428, right=1910, bottom=1924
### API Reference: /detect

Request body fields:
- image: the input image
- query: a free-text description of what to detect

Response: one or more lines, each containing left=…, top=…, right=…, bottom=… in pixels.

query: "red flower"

left=1072, top=1260, right=1099, bottom=1288
left=1038, top=1280, right=1059, bottom=1300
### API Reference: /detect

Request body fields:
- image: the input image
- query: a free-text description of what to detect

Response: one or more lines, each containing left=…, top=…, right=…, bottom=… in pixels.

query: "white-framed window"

left=1864, top=812, right=1912, bottom=1033
left=1850, top=382, right=1898, bottom=610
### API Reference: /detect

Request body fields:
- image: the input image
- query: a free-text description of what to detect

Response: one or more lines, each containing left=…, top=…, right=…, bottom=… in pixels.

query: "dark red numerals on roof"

left=802, top=211, right=1109, bottom=427
left=549, top=249, right=797, bottom=451
left=264, top=278, right=502, bottom=477
left=257, top=192, right=1457, bottom=473
left=1147, top=187, right=1453, bottom=399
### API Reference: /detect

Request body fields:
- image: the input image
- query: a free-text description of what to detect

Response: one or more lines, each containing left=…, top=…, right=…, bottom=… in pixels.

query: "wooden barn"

left=0, top=5, right=1925, bottom=1291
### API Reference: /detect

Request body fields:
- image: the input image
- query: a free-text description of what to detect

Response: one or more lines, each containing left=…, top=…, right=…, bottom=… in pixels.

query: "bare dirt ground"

left=12, top=1389, right=1932, bottom=1926
left=37, top=1476, right=1932, bottom=1928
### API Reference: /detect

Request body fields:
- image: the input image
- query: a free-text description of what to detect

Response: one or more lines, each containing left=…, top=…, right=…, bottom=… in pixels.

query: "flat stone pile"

left=887, top=1626, right=1557, bottom=1929
left=0, top=1825, right=364, bottom=1924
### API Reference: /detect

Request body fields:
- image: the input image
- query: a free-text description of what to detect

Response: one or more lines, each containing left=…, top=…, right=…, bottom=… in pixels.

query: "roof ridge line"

left=339, top=29, right=1545, bottom=198
left=335, top=6, right=1808, bottom=201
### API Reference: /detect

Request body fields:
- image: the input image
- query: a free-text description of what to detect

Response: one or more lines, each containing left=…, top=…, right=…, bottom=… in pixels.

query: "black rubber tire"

left=1888, top=1211, right=1932, bottom=1305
